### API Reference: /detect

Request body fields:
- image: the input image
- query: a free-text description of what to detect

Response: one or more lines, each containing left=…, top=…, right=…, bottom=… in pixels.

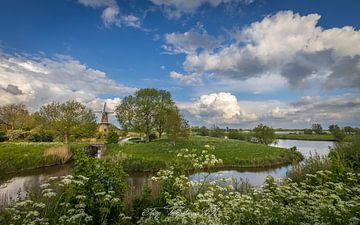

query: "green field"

left=0, top=142, right=71, bottom=175
left=105, top=136, right=303, bottom=171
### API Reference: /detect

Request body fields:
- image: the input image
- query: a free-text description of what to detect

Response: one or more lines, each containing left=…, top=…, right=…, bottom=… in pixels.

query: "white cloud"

left=150, top=0, right=254, bottom=19
left=178, top=92, right=258, bottom=124
left=171, top=11, right=360, bottom=90
left=170, top=71, right=203, bottom=85
left=178, top=93, right=360, bottom=128
left=78, top=0, right=142, bottom=28
left=0, top=51, right=136, bottom=111
left=164, top=26, right=222, bottom=54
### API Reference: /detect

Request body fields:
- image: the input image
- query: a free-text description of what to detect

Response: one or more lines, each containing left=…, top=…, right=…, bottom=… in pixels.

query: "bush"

left=252, top=124, right=276, bottom=145
left=149, top=133, right=157, bottom=141
left=198, top=126, right=209, bottom=136
left=210, top=126, right=225, bottom=138
left=6, top=129, right=31, bottom=141
left=0, top=131, right=8, bottom=142
left=303, top=128, right=312, bottom=134
left=106, top=130, right=119, bottom=144
left=227, top=130, right=241, bottom=140
left=331, top=135, right=360, bottom=172
left=26, top=132, right=54, bottom=142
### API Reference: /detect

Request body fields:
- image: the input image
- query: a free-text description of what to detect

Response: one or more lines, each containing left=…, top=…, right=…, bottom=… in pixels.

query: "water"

left=190, top=139, right=334, bottom=187
left=0, top=139, right=334, bottom=205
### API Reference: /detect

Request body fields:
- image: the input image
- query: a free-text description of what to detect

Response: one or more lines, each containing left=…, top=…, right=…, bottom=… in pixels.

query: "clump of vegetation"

left=252, top=123, right=276, bottom=145
left=209, top=126, right=225, bottom=138
left=332, top=135, right=360, bottom=172
left=0, top=149, right=128, bottom=225
left=116, top=88, right=189, bottom=142
left=329, top=124, right=346, bottom=141
left=312, top=123, right=323, bottom=134
left=106, top=130, right=119, bottom=144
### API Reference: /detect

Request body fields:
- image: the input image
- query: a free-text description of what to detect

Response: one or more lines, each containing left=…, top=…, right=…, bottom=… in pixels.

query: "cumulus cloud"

left=171, top=11, right=360, bottom=90
left=178, top=92, right=360, bottom=127
left=150, top=0, right=254, bottom=19
left=0, top=51, right=136, bottom=111
left=178, top=92, right=257, bottom=124
left=78, top=0, right=142, bottom=28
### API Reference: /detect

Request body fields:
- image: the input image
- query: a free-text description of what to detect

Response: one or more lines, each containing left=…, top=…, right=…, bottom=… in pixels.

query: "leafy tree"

left=329, top=124, right=346, bottom=141
left=0, top=103, right=32, bottom=130
left=36, top=101, right=97, bottom=143
left=311, top=123, right=323, bottom=134
left=115, top=88, right=182, bottom=142
left=165, top=108, right=190, bottom=142
left=253, top=123, right=276, bottom=145
left=343, top=126, right=353, bottom=135
left=115, top=95, right=136, bottom=133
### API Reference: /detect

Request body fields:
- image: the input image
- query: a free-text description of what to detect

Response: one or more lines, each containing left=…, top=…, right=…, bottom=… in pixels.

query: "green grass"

left=105, top=136, right=303, bottom=171
left=0, top=142, right=81, bottom=175
left=275, top=133, right=352, bottom=141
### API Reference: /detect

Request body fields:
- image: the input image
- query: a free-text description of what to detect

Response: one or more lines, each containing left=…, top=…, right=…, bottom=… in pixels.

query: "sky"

left=0, top=0, right=359, bottom=128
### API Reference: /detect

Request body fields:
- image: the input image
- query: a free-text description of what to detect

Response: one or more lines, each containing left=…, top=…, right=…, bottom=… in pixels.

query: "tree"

left=0, top=103, right=32, bottom=130
left=165, top=108, right=190, bottom=142
left=253, top=124, right=276, bottom=145
left=329, top=125, right=346, bottom=142
left=311, top=123, right=323, bottom=134
left=36, top=101, right=97, bottom=143
left=343, top=126, right=353, bottom=135
left=115, top=88, right=180, bottom=142
left=106, top=129, right=119, bottom=144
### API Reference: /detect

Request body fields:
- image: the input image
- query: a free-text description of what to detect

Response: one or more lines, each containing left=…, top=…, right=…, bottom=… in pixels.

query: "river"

left=0, top=139, right=334, bottom=205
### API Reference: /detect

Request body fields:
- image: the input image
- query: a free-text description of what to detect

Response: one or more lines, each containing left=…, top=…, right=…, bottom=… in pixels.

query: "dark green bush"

left=106, top=130, right=120, bottom=144
left=332, top=135, right=360, bottom=172
left=149, top=133, right=157, bottom=141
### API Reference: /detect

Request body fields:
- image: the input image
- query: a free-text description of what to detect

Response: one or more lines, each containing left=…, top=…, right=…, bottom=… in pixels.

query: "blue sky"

left=0, top=0, right=359, bottom=128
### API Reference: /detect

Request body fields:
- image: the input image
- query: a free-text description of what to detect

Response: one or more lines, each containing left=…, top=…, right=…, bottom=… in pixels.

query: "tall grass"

left=44, top=145, right=72, bottom=164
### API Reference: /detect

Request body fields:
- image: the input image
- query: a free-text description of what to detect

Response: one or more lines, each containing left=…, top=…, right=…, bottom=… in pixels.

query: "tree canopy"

left=252, top=124, right=276, bottom=145
left=0, top=103, right=32, bottom=131
left=36, top=101, right=97, bottom=143
left=115, top=88, right=188, bottom=141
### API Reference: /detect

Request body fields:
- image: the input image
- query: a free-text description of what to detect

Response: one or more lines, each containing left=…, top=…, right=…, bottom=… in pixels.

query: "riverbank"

left=0, top=142, right=84, bottom=175
left=105, top=136, right=303, bottom=171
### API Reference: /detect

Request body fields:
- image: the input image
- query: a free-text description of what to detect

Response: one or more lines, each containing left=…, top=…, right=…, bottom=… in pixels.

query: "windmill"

left=94, top=102, right=114, bottom=133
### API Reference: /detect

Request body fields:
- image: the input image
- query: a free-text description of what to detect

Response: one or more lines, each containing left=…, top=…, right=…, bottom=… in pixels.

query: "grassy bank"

left=275, top=133, right=354, bottom=141
left=105, top=136, right=303, bottom=171
left=0, top=142, right=76, bottom=175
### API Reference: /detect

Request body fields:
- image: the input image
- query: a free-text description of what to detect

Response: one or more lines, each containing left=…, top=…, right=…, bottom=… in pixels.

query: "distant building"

left=96, top=103, right=113, bottom=134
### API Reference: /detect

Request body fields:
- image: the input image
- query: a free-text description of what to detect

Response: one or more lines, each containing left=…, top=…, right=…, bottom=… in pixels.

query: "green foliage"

left=165, top=108, right=190, bottom=142
left=0, top=145, right=128, bottom=225
left=0, top=103, right=32, bottom=131
left=303, top=128, right=313, bottom=134
left=106, top=130, right=119, bottom=144
left=198, top=126, right=209, bottom=136
left=70, top=148, right=127, bottom=224
left=209, top=126, right=225, bottom=138
left=26, top=131, right=54, bottom=142
left=312, top=123, right=323, bottom=134
left=0, top=131, right=8, bottom=142
left=139, top=152, right=360, bottom=225
left=252, top=123, right=276, bottom=145
left=149, top=133, right=158, bottom=141
left=331, top=135, right=360, bottom=172
left=286, top=154, right=331, bottom=183
left=6, top=129, right=31, bottom=141
left=329, top=124, right=346, bottom=141
left=116, top=88, right=182, bottom=142
left=36, top=101, right=97, bottom=143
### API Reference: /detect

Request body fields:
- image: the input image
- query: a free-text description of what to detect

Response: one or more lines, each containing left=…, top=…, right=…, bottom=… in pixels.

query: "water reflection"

left=272, top=139, right=333, bottom=158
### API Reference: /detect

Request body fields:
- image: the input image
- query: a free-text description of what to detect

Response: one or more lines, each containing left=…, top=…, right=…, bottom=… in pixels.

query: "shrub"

left=252, top=124, right=276, bottom=145
left=198, top=126, right=209, bottom=136
left=106, top=130, right=119, bottom=144
left=6, top=129, right=31, bottom=141
left=149, top=133, right=157, bottom=142
left=303, top=128, right=313, bottom=134
left=0, top=131, right=8, bottom=142
left=26, top=132, right=54, bottom=142
left=209, top=126, right=225, bottom=138
left=331, top=135, right=360, bottom=172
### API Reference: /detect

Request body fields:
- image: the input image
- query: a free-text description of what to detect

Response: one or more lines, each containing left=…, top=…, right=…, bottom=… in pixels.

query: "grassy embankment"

left=0, top=142, right=84, bottom=175
left=275, top=133, right=352, bottom=141
left=105, top=136, right=303, bottom=172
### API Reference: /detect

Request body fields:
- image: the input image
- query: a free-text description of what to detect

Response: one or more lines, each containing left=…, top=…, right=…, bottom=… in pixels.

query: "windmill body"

left=95, top=103, right=114, bottom=134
